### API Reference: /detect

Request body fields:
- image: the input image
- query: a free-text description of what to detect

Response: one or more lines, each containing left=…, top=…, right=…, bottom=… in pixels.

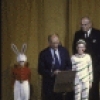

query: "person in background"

left=72, top=17, right=100, bottom=100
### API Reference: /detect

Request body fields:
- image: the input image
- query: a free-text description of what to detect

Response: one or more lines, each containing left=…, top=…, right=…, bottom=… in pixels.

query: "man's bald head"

left=48, top=34, right=60, bottom=50
left=81, top=17, right=92, bottom=31
left=81, top=17, right=90, bottom=22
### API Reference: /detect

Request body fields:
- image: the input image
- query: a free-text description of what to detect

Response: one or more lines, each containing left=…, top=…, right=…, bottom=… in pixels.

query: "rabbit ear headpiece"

left=11, top=43, right=27, bottom=62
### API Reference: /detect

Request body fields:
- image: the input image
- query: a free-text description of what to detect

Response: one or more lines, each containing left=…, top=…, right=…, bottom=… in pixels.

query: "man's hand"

left=52, top=70, right=61, bottom=76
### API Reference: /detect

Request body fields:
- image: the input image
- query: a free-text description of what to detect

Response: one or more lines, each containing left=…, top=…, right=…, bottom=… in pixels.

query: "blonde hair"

left=76, top=39, right=86, bottom=47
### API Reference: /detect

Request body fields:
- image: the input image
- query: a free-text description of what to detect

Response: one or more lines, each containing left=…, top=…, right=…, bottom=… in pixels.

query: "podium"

left=54, top=70, right=76, bottom=100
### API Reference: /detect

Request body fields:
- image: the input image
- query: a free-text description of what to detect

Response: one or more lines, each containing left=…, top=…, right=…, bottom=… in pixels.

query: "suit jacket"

left=38, top=46, right=72, bottom=95
left=72, top=28, right=100, bottom=69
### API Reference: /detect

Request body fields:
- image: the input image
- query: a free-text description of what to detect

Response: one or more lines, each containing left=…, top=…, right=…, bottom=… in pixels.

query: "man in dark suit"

left=73, top=17, right=100, bottom=100
left=38, top=34, right=72, bottom=100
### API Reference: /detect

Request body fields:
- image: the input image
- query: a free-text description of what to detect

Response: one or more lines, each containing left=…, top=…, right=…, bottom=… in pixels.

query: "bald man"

left=72, top=17, right=100, bottom=100
left=38, top=34, right=72, bottom=100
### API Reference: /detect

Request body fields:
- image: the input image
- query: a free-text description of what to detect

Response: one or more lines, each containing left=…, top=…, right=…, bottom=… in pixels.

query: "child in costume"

left=71, top=40, right=93, bottom=100
left=11, top=44, right=31, bottom=100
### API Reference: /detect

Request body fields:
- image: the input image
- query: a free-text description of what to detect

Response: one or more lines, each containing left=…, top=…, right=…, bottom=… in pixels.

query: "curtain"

left=2, top=0, right=100, bottom=100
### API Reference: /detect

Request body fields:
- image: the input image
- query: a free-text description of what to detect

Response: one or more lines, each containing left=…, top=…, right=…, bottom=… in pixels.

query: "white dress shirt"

left=50, top=48, right=61, bottom=65
left=85, top=28, right=92, bottom=38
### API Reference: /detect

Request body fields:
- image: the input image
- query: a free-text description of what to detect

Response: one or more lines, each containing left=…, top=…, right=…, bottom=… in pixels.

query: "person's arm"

left=96, top=32, right=100, bottom=68
left=65, top=49, right=72, bottom=70
left=38, top=51, right=52, bottom=77
left=71, top=56, right=76, bottom=71
left=88, top=55, right=93, bottom=87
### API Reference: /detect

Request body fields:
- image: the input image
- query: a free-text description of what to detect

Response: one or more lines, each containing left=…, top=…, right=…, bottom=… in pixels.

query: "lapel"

left=58, top=47, right=62, bottom=66
left=83, top=28, right=94, bottom=39
left=80, top=30, right=93, bottom=40
left=47, top=47, right=64, bottom=66
left=89, top=28, right=94, bottom=39
left=80, top=30, right=86, bottom=39
left=47, top=47, right=54, bottom=63
left=89, top=28, right=98, bottom=43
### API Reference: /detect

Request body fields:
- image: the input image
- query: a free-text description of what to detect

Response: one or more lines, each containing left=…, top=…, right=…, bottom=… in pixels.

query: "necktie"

left=54, top=50, right=60, bottom=70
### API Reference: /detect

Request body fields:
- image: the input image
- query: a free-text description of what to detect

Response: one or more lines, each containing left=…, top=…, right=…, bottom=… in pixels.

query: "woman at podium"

left=71, top=39, right=93, bottom=100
